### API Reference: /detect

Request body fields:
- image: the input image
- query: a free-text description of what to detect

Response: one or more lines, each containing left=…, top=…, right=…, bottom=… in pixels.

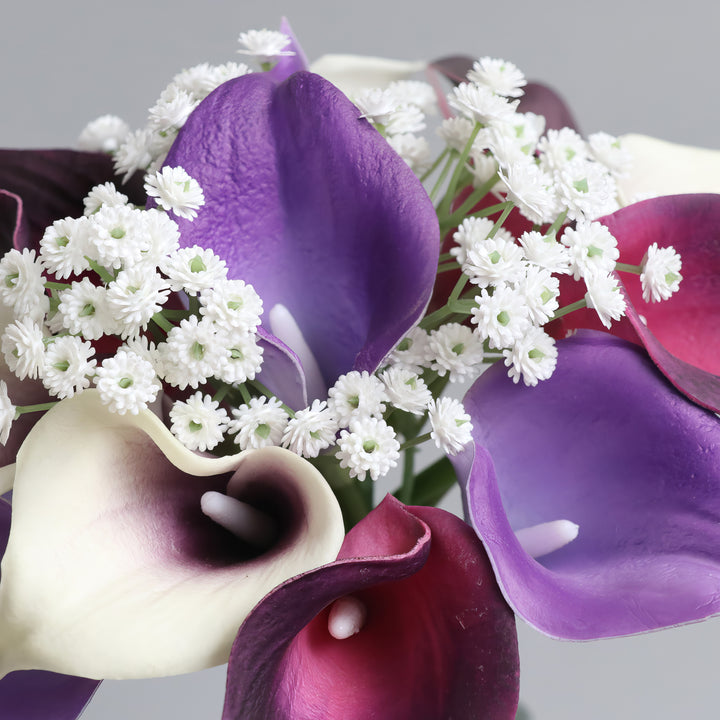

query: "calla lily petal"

left=0, top=149, right=145, bottom=251
left=266, top=17, right=309, bottom=83
left=455, top=331, right=720, bottom=640
left=163, top=71, right=439, bottom=392
left=223, top=495, right=519, bottom=720
left=0, top=500, right=101, bottom=720
left=617, top=134, right=720, bottom=206
left=309, top=55, right=426, bottom=98
left=0, top=391, right=344, bottom=679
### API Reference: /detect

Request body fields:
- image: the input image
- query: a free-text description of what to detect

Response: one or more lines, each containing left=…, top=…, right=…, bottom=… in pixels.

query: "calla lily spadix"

left=161, top=70, right=440, bottom=406
left=0, top=391, right=345, bottom=680
left=223, top=496, right=520, bottom=720
left=455, top=331, right=720, bottom=640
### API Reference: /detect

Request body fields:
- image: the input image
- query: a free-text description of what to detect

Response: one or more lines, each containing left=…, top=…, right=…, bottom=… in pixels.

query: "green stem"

left=550, top=298, right=587, bottom=321
left=437, top=261, right=461, bottom=274
left=238, top=383, right=252, bottom=404
left=44, top=281, right=70, bottom=292
left=86, top=258, right=115, bottom=284
left=443, top=173, right=500, bottom=227
left=399, top=446, right=417, bottom=503
left=248, top=379, right=296, bottom=417
left=545, top=209, right=568, bottom=238
left=429, top=151, right=457, bottom=204
left=399, top=432, right=432, bottom=452
left=437, top=122, right=482, bottom=217
left=311, top=455, right=372, bottom=530
left=15, top=401, right=58, bottom=416
left=420, top=147, right=449, bottom=183
left=615, top=262, right=641, bottom=274
left=150, top=312, right=174, bottom=333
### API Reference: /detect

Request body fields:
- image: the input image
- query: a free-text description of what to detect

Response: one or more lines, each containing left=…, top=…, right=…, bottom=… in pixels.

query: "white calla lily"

left=0, top=390, right=344, bottom=680
left=310, top=54, right=425, bottom=98
left=617, top=133, right=720, bottom=206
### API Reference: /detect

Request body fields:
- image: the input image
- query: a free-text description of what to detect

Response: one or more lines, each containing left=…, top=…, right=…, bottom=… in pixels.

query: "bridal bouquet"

left=1, top=18, right=719, bottom=719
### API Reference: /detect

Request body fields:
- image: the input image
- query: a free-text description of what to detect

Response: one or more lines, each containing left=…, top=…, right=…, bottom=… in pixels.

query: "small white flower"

left=106, top=267, right=170, bottom=339
left=148, top=84, right=199, bottom=134
left=562, top=221, right=620, bottom=281
left=0, top=380, right=16, bottom=445
left=214, top=328, right=264, bottom=385
left=438, top=116, right=477, bottom=154
left=328, top=371, right=388, bottom=426
left=428, top=397, right=472, bottom=455
left=83, top=182, right=129, bottom=216
left=353, top=88, right=398, bottom=125
left=2, top=317, right=45, bottom=380
left=113, top=128, right=156, bottom=180
left=451, top=216, right=498, bottom=265
left=518, top=230, right=571, bottom=275
left=503, top=327, right=558, bottom=386
left=282, top=399, right=338, bottom=458
left=137, top=208, right=181, bottom=265
left=145, top=166, right=205, bottom=220
left=379, top=366, right=432, bottom=415
left=384, top=327, right=431, bottom=374
left=0, top=248, right=48, bottom=321
left=556, top=158, right=618, bottom=221
left=58, top=278, right=115, bottom=340
left=387, top=80, right=437, bottom=114
left=42, top=335, right=96, bottom=399
left=640, top=243, right=682, bottom=303
left=39, top=216, right=93, bottom=278
left=584, top=272, right=627, bottom=328
left=538, top=128, right=589, bottom=171
left=386, top=134, right=431, bottom=174
left=518, top=265, right=560, bottom=325
left=95, top=349, right=161, bottom=415
left=229, top=396, right=289, bottom=450
left=335, top=416, right=400, bottom=481
left=199, top=279, right=263, bottom=333
left=384, top=105, right=426, bottom=136
left=161, top=246, right=228, bottom=296
left=463, top=233, right=525, bottom=289
left=467, top=57, right=526, bottom=98
left=86, top=205, right=147, bottom=269
left=428, top=323, right=485, bottom=382
left=498, top=159, right=559, bottom=225
left=77, top=115, right=130, bottom=153
left=471, top=284, right=531, bottom=350
left=237, top=29, right=294, bottom=63
left=170, top=392, right=229, bottom=452
left=588, top=132, right=632, bottom=178
left=449, top=82, right=519, bottom=125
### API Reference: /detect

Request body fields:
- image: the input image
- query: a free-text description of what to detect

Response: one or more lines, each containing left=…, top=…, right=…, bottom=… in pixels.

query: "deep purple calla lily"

left=0, top=500, right=100, bottom=720
left=455, top=330, right=720, bottom=640
left=266, top=17, right=310, bottom=83
left=223, top=495, right=519, bottom=720
left=553, top=194, right=720, bottom=412
left=162, top=71, right=439, bottom=403
left=0, top=149, right=145, bottom=252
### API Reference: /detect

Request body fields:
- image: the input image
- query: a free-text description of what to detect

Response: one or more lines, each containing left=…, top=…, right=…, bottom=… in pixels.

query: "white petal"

left=0, top=390, right=344, bottom=679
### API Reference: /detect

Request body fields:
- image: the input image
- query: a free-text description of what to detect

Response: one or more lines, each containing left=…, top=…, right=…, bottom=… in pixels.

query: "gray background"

left=3, top=1, right=720, bottom=718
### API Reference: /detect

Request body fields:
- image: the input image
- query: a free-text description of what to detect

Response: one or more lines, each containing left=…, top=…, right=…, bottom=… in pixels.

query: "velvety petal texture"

left=162, top=71, right=439, bottom=392
left=0, top=500, right=100, bottom=720
left=616, top=134, right=720, bottom=205
left=456, top=331, right=720, bottom=640
left=223, top=496, right=519, bottom=720
left=0, top=149, right=144, bottom=251
left=0, top=391, right=344, bottom=679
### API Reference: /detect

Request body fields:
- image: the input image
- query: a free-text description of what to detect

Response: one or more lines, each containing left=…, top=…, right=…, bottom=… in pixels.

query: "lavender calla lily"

left=0, top=500, right=101, bottom=720
left=223, top=495, right=519, bottom=720
left=455, top=330, right=720, bottom=640
left=161, top=71, right=439, bottom=402
left=0, top=391, right=344, bottom=679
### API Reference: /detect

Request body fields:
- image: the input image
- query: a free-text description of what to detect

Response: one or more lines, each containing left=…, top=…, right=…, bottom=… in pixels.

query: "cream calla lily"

left=617, top=133, right=720, bottom=206
left=0, top=390, right=345, bottom=680
left=309, top=54, right=425, bottom=98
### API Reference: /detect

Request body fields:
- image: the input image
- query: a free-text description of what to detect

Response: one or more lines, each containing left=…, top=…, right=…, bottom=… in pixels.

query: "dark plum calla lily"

left=0, top=500, right=100, bottom=720
left=223, top=495, right=519, bottom=720
left=162, top=71, right=439, bottom=403
left=454, top=330, right=720, bottom=640
left=0, top=148, right=145, bottom=252
left=552, top=194, right=720, bottom=412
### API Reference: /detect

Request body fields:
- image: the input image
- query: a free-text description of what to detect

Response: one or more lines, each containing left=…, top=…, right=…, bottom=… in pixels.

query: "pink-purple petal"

left=266, top=18, right=310, bottom=82
left=456, top=331, right=720, bottom=640
left=163, top=71, right=439, bottom=391
left=223, top=496, right=519, bottom=720
left=0, top=501, right=100, bottom=719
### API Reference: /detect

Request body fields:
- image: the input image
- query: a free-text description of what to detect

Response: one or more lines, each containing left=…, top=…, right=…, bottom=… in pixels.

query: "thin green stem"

left=248, top=379, right=296, bottom=417
left=44, top=281, right=70, bottom=292
left=420, top=147, right=449, bottom=183
left=238, top=383, right=252, bottom=404
left=399, top=446, right=417, bottom=503
left=551, top=298, right=587, bottom=321
left=615, top=262, right=641, bottom=274
left=544, top=209, right=568, bottom=238
left=399, top=432, right=432, bottom=453
left=437, top=122, right=482, bottom=217
left=429, top=151, right=457, bottom=204
left=150, top=312, right=174, bottom=333
left=437, top=261, right=461, bottom=274
left=86, top=258, right=115, bottom=284
left=15, top=401, right=58, bottom=416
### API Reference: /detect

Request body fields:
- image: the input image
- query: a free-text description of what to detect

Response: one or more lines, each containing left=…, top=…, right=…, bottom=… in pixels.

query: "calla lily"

left=455, top=330, right=720, bottom=640
left=0, top=390, right=345, bottom=679
left=551, top=194, right=720, bottom=412
left=223, top=495, right=520, bottom=719
left=616, top=133, right=720, bottom=206
left=161, top=70, right=439, bottom=405
left=0, top=499, right=101, bottom=719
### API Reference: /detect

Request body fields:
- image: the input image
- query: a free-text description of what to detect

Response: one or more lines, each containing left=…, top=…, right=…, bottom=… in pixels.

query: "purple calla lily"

left=0, top=500, right=101, bottom=720
left=161, top=70, right=439, bottom=402
left=552, top=194, right=720, bottom=412
left=455, top=330, right=720, bottom=640
left=223, top=495, right=519, bottom=720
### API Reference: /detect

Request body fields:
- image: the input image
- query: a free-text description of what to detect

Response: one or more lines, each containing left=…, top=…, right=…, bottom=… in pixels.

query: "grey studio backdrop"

left=2, top=1, right=720, bottom=718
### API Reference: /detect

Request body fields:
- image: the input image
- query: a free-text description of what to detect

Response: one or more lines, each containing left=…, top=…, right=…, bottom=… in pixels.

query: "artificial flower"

left=455, top=330, right=720, bottom=639
left=0, top=391, right=345, bottom=679
left=222, top=496, right=520, bottom=719
left=161, top=70, right=439, bottom=407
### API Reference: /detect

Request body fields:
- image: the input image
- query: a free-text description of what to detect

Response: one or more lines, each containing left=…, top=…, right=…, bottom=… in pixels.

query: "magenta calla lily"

left=0, top=392, right=344, bottom=680
left=553, top=194, right=720, bottom=412
left=455, top=331, right=720, bottom=640
left=161, top=71, right=439, bottom=403
left=0, top=500, right=100, bottom=720
left=223, top=495, right=519, bottom=720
